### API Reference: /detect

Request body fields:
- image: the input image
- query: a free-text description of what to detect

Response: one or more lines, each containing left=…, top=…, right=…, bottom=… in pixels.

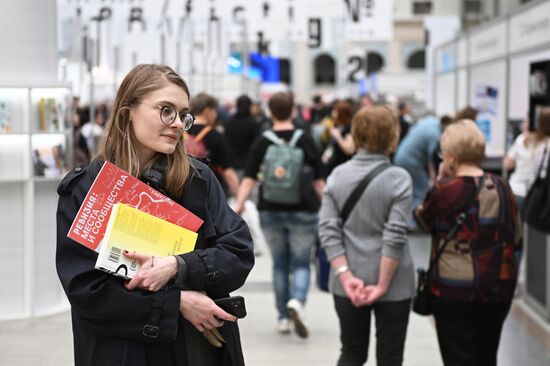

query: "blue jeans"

left=260, top=211, right=318, bottom=320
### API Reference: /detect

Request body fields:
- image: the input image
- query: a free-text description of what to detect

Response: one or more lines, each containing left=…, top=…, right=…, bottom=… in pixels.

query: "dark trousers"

left=333, top=295, right=411, bottom=366
left=432, top=297, right=512, bottom=366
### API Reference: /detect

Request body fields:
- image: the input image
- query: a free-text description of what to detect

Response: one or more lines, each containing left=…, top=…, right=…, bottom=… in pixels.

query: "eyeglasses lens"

left=159, top=106, right=194, bottom=130
left=181, top=113, right=194, bottom=131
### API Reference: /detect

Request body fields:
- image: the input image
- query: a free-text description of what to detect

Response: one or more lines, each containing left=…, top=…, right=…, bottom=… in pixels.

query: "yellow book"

left=37, top=98, right=47, bottom=131
left=95, top=203, right=198, bottom=279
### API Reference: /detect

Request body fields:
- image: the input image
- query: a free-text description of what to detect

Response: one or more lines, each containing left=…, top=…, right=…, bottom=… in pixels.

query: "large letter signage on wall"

left=343, top=0, right=393, bottom=41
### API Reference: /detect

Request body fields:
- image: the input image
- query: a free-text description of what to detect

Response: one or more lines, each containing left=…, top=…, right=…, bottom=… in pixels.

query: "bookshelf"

left=0, top=84, right=72, bottom=319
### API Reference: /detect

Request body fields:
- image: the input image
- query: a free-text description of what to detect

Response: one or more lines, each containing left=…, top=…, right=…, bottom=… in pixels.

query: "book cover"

left=68, top=161, right=203, bottom=252
left=37, top=98, right=58, bottom=131
left=96, top=203, right=197, bottom=279
left=0, top=98, right=12, bottom=133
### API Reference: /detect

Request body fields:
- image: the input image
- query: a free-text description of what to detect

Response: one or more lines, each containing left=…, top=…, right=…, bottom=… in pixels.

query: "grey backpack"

left=260, top=130, right=304, bottom=204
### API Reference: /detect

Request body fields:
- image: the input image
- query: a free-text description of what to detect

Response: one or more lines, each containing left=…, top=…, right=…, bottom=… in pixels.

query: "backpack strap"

left=263, top=130, right=282, bottom=145
left=340, top=162, right=390, bottom=225
left=262, top=129, right=303, bottom=147
left=185, top=126, right=212, bottom=142
left=288, top=129, right=303, bottom=147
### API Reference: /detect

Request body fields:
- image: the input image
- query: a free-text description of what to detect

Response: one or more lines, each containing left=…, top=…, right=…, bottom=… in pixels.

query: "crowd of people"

left=57, top=63, right=550, bottom=366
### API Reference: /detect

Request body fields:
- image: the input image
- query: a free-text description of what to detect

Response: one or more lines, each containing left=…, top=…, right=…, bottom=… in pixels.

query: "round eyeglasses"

left=159, top=105, right=194, bottom=130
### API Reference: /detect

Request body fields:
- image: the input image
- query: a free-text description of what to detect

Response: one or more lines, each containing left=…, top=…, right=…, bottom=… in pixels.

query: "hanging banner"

left=290, top=0, right=308, bottom=42
left=343, top=0, right=393, bottom=41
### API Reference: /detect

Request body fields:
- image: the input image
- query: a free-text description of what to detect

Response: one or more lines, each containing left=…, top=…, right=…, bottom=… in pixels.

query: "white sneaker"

left=277, top=318, right=291, bottom=334
left=286, top=299, right=309, bottom=339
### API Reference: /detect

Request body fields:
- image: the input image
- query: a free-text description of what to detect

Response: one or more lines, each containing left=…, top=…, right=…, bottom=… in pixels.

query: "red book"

left=68, top=161, right=203, bottom=252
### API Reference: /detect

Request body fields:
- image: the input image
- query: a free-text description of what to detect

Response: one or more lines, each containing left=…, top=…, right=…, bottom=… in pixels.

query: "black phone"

left=214, top=296, right=247, bottom=319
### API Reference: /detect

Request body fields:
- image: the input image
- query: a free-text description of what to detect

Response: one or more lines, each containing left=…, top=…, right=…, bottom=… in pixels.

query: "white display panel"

left=33, top=181, right=66, bottom=316
left=509, top=50, right=550, bottom=120
left=469, top=21, right=507, bottom=65
left=509, top=1, right=550, bottom=54
left=0, top=183, right=25, bottom=318
left=469, top=61, right=507, bottom=157
left=0, top=85, right=71, bottom=319
left=0, top=135, right=30, bottom=181
left=457, top=68, right=469, bottom=111
left=435, top=72, right=456, bottom=117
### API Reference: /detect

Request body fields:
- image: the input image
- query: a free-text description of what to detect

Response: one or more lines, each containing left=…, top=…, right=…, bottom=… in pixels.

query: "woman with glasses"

left=56, top=64, right=254, bottom=366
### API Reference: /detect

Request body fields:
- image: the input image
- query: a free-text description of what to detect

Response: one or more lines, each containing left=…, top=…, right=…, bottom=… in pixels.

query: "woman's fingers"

left=212, top=306, right=237, bottom=322
left=180, top=291, right=236, bottom=334
left=124, top=255, right=177, bottom=292
left=122, top=251, right=151, bottom=264
left=210, top=328, right=225, bottom=343
left=203, top=329, right=223, bottom=348
left=124, top=273, right=143, bottom=291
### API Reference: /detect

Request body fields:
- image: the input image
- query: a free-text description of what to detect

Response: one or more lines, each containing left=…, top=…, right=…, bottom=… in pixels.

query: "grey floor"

left=1, top=234, right=549, bottom=365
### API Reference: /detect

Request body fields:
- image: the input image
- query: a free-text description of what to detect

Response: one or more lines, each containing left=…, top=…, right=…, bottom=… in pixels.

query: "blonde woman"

left=415, top=120, right=522, bottom=366
left=56, top=64, right=254, bottom=366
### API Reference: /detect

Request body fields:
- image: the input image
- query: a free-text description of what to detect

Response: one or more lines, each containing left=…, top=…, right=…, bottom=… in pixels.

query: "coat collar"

left=353, top=149, right=390, bottom=163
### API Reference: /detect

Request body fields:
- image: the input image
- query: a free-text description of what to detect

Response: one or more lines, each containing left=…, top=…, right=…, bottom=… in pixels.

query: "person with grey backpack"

left=234, top=92, right=325, bottom=338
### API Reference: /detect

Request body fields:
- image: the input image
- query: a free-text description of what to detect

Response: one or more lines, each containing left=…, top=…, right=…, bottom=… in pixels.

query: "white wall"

left=0, top=0, right=58, bottom=83
left=424, top=16, right=461, bottom=109
left=435, top=72, right=456, bottom=116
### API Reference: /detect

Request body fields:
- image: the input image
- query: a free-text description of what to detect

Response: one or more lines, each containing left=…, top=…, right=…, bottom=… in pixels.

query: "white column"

left=291, top=41, right=309, bottom=105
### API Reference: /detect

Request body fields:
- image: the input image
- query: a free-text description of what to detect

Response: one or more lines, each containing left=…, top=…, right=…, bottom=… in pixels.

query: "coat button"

left=207, top=271, right=219, bottom=284
left=75, top=167, right=82, bottom=172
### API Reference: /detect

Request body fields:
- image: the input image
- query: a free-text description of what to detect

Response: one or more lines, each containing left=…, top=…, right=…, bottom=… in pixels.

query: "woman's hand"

left=123, top=252, right=178, bottom=292
left=179, top=291, right=237, bottom=332
left=339, top=272, right=367, bottom=307
left=329, top=127, right=343, bottom=141
left=357, top=284, right=388, bottom=306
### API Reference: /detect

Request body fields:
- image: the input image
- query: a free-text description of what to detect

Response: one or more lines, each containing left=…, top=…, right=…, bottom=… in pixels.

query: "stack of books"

left=68, top=161, right=203, bottom=279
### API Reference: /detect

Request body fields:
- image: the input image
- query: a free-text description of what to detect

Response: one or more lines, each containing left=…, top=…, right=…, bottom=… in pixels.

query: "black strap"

left=427, top=175, right=487, bottom=275
left=341, top=163, right=390, bottom=225
left=534, top=144, right=549, bottom=179
left=142, top=291, right=164, bottom=339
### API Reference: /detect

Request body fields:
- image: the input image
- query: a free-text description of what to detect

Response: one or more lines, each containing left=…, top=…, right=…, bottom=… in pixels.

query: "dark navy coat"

left=56, top=159, right=254, bottom=366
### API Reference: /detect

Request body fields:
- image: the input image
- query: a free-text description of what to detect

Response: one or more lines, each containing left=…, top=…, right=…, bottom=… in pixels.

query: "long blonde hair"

left=95, top=64, right=191, bottom=199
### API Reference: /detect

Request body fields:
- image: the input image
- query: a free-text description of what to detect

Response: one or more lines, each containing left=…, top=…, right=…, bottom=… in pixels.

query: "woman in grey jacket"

left=319, top=105, right=415, bottom=366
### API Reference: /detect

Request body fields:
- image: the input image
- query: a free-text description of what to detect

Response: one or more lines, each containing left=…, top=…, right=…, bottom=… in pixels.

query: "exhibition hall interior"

left=1, top=0, right=550, bottom=365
